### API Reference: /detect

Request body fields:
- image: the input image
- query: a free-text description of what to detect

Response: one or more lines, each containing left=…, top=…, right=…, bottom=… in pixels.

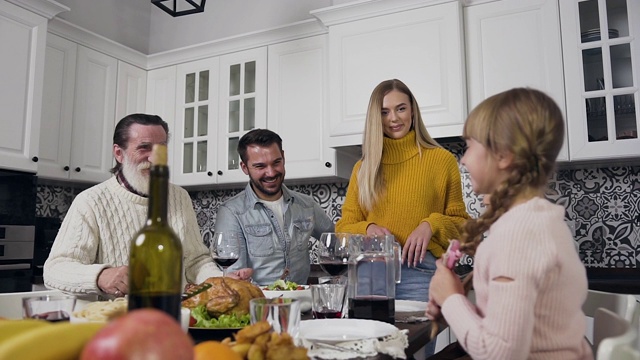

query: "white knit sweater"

left=43, top=176, right=221, bottom=295
left=442, top=197, right=593, bottom=360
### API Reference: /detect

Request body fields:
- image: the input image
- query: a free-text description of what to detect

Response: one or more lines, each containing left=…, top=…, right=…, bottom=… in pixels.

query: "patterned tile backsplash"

left=36, top=141, right=640, bottom=268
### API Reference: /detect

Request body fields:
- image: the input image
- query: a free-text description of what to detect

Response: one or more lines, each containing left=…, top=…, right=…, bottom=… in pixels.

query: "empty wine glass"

left=210, top=232, right=240, bottom=276
left=317, top=233, right=351, bottom=281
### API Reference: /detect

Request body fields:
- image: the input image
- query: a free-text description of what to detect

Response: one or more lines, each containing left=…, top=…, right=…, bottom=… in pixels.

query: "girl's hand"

left=425, top=298, right=443, bottom=322
left=429, top=259, right=464, bottom=306
left=366, top=224, right=392, bottom=236
left=402, top=222, right=432, bottom=267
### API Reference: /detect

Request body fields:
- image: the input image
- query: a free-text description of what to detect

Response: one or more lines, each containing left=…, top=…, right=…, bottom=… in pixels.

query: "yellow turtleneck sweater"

left=336, top=131, right=469, bottom=257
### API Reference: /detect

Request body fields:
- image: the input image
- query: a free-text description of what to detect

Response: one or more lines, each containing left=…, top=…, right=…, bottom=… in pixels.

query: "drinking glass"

left=210, top=232, right=240, bottom=276
left=310, top=283, right=346, bottom=319
left=317, top=233, right=351, bottom=281
left=250, top=298, right=301, bottom=336
left=23, top=295, right=76, bottom=322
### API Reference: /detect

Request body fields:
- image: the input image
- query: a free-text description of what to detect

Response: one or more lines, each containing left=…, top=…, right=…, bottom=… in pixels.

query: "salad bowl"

left=261, top=280, right=311, bottom=312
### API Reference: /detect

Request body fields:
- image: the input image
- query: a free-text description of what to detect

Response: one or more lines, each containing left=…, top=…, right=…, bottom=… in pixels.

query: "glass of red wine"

left=210, top=232, right=240, bottom=276
left=22, top=295, right=77, bottom=322
left=318, top=232, right=351, bottom=281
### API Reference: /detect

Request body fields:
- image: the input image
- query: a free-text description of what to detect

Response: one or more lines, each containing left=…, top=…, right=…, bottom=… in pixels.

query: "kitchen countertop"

left=587, top=267, right=640, bottom=294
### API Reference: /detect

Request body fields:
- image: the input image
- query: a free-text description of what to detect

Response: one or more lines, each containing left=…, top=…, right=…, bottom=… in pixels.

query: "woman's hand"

left=402, top=222, right=432, bottom=267
left=429, top=259, right=464, bottom=306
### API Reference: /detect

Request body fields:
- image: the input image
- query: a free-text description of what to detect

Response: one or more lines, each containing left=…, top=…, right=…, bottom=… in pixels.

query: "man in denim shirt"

left=215, top=129, right=335, bottom=285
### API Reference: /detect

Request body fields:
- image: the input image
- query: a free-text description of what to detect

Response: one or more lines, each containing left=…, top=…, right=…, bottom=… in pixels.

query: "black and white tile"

left=37, top=140, right=640, bottom=268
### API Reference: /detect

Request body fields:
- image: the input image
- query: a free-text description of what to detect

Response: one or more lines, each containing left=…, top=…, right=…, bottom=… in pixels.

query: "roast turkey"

left=181, top=277, right=265, bottom=318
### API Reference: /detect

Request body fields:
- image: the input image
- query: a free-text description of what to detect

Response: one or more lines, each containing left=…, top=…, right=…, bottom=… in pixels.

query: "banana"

left=0, top=322, right=105, bottom=360
left=0, top=319, right=52, bottom=343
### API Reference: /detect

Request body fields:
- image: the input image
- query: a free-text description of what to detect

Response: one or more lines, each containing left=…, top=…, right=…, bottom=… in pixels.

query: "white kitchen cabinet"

left=217, top=47, right=267, bottom=184
left=146, top=66, right=177, bottom=180
left=268, top=35, right=357, bottom=181
left=560, top=0, right=640, bottom=161
left=313, top=0, right=467, bottom=147
left=0, top=1, right=47, bottom=173
left=68, top=45, right=118, bottom=182
left=115, top=61, right=147, bottom=124
left=464, top=0, right=569, bottom=161
left=174, top=57, right=220, bottom=186
left=39, top=33, right=77, bottom=179
left=40, top=37, right=143, bottom=182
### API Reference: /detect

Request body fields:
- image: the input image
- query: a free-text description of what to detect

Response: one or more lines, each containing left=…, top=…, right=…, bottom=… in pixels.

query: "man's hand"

left=226, top=268, right=253, bottom=281
left=97, top=266, right=129, bottom=297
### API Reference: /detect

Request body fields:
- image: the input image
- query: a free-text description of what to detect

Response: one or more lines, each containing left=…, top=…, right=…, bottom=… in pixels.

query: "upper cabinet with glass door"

left=174, top=57, right=220, bottom=186
left=560, top=0, right=640, bottom=161
left=216, top=47, right=267, bottom=184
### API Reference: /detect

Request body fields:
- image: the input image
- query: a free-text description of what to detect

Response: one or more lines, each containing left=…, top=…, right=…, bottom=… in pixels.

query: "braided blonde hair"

left=460, top=88, right=565, bottom=256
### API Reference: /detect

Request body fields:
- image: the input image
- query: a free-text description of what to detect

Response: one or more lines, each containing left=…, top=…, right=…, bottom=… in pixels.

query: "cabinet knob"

left=325, top=162, right=332, bottom=168
left=75, top=167, right=81, bottom=172
left=32, top=156, right=38, bottom=163
left=207, top=171, right=213, bottom=176
left=63, top=166, right=70, bottom=171
left=217, top=170, right=223, bottom=176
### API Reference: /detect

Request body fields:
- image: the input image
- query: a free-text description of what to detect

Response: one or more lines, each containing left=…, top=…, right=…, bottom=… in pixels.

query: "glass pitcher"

left=347, top=234, right=401, bottom=324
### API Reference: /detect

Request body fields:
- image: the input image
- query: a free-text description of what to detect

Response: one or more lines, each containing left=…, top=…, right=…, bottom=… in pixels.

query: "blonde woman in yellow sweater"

left=336, top=79, right=469, bottom=303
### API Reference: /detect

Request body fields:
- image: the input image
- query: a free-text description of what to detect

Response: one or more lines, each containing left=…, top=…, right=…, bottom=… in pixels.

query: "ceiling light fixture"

left=152, top=0, right=206, bottom=17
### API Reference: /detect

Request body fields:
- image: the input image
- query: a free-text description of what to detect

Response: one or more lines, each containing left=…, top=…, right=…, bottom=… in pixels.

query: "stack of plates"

left=581, top=28, right=619, bottom=43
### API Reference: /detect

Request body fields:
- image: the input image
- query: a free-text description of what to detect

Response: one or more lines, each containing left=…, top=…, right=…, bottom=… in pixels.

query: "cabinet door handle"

left=63, top=166, right=70, bottom=171
left=32, top=156, right=39, bottom=162
left=217, top=170, right=223, bottom=176
left=207, top=171, right=213, bottom=176
left=325, top=162, right=332, bottom=168
left=75, top=167, right=81, bottom=172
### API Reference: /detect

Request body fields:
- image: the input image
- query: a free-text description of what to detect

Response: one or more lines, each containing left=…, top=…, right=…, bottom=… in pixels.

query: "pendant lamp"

left=152, top=0, right=206, bottom=17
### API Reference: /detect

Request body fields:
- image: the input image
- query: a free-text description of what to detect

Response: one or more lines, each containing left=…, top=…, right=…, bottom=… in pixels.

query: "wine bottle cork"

left=151, top=144, right=168, bottom=166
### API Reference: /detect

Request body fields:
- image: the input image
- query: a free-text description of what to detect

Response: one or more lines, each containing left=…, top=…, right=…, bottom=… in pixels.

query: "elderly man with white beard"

left=44, top=114, right=252, bottom=298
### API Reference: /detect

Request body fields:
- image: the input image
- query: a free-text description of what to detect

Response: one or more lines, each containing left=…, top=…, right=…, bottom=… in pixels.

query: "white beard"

left=121, top=155, right=151, bottom=196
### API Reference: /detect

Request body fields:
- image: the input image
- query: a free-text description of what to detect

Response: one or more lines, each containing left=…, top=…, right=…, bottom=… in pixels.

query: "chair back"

left=595, top=308, right=640, bottom=360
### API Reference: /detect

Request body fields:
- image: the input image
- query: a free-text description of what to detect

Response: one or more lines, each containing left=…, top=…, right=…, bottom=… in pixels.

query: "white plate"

left=395, top=300, right=427, bottom=313
left=299, top=319, right=398, bottom=344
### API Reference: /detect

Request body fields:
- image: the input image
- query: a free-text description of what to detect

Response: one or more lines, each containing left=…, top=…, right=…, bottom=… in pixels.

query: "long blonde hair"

left=460, top=88, right=565, bottom=256
left=358, top=79, right=440, bottom=211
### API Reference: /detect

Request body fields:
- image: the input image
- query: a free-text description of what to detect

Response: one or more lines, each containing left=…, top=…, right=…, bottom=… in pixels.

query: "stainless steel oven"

left=0, top=226, right=35, bottom=292
left=0, top=169, right=37, bottom=293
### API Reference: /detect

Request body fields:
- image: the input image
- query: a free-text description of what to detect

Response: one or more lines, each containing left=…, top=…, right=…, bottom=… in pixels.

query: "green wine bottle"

left=128, top=144, right=182, bottom=321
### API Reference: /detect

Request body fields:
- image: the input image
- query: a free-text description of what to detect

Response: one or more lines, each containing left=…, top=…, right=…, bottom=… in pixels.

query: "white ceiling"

left=54, top=0, right=345, bottom=54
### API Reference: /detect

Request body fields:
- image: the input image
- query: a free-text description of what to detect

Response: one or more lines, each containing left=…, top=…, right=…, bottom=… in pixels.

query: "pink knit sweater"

left=442, top=197, right=593, bottom=359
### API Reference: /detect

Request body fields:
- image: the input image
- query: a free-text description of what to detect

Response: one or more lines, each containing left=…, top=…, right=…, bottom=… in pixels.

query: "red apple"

left=81, top=308, right=194, bottom=360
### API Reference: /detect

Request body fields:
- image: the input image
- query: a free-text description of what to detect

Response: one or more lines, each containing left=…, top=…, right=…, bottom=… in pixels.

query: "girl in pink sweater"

left=427, top=88, right=593, bottom=359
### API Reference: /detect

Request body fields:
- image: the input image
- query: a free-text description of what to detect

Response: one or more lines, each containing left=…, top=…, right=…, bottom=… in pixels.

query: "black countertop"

left=586, top=267, right=640, bottom=294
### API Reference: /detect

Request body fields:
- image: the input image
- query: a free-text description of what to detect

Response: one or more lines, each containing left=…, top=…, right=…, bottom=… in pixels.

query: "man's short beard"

left=121, top=155, right=151, bottom=195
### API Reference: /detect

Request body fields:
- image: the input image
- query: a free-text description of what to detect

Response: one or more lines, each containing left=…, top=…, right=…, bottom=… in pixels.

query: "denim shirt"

left=214, top=183, right=334, bottom=285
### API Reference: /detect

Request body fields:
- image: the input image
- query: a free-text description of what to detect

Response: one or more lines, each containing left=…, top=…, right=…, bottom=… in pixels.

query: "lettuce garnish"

left=190, top=305, right=250, bottom=328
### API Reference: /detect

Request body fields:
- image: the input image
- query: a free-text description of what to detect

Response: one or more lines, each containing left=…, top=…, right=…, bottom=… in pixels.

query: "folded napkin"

left=299, top=329, right=409, bottom=360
